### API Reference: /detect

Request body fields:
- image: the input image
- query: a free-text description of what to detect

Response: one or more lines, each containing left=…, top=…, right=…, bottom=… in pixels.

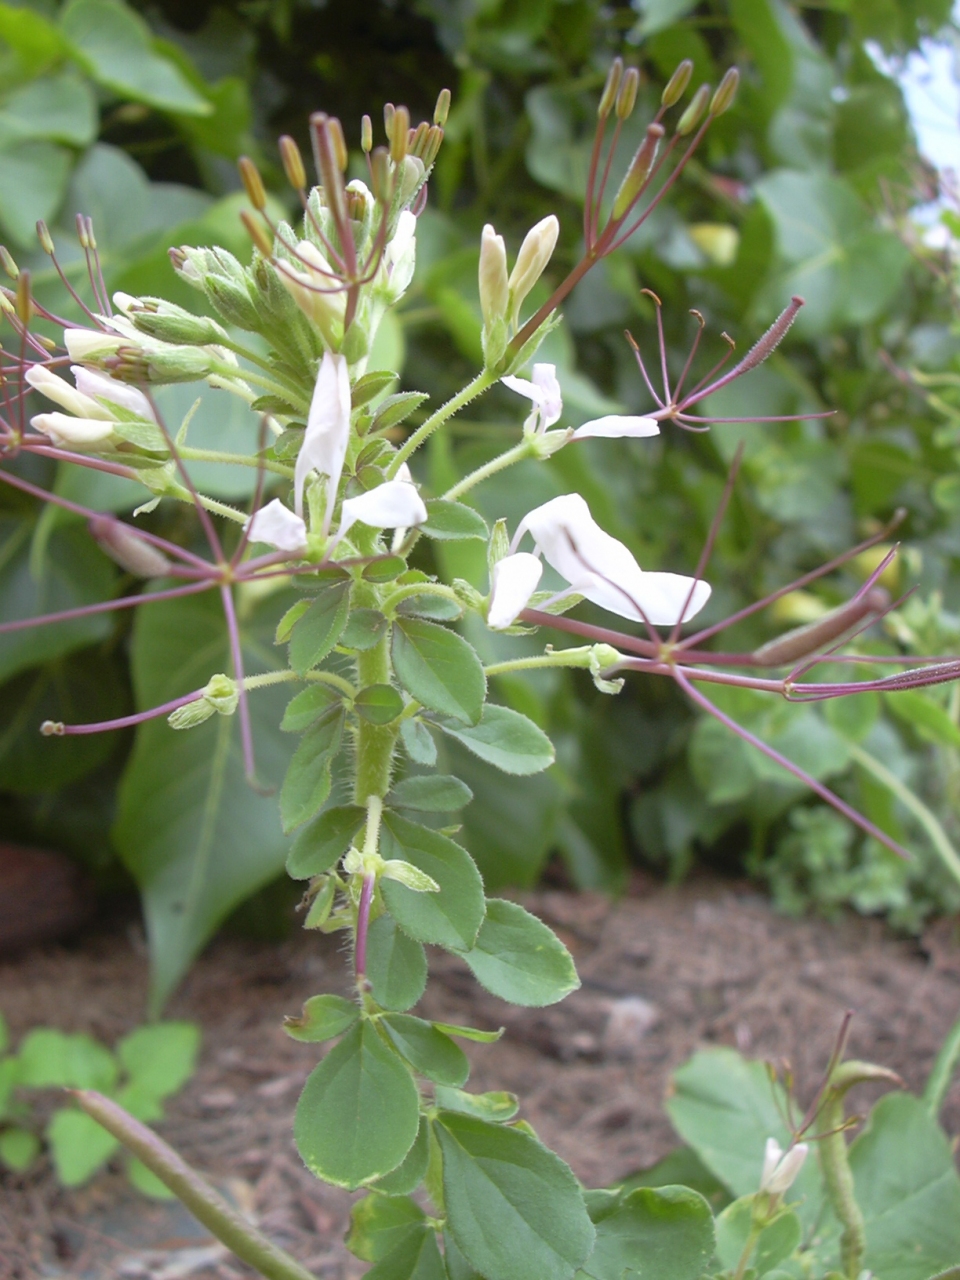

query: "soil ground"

left=2, top=874, right=959, bottom=1280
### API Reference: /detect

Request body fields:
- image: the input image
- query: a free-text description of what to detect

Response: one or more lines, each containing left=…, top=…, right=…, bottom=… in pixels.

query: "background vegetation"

left=2, top=0, right=960, bottom=990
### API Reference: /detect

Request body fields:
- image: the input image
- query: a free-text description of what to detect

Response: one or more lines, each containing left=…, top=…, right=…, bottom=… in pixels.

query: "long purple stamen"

left=43, top=688, right=204, bottom=736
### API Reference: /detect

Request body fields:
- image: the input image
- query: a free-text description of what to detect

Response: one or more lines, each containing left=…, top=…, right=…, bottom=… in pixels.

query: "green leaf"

left=437, top=706, right=554, bottom=775
left=434, top=1086, right=518, bottom=1121
left=371, top=1117, right=431, bottom=1196
left=886, top=691, right=960, bottom=750
left=0, top=2, right=66, bottom=75
left=352, top=370, right=399, bottom=408
left=284, top=995, right=360, bottom=1043
left=275, top=599, right=310, bottom=645
left=401, top=719, right=438, bottom=766
left=294, top=1021, right=420, bottom=1190
left=0, top=72, right=97, bottom=147
left=287, top=804, right=366, bottom=879
left=289, top=582, right=351, bottom=675
left=116, top=1023, right=199, bottom=1100
left=421, top=500, right=489, bottom=541
left=114, top=589, right=299, bottom=1014
left=380, top=813, right=485, bottom=952
left=60, top=0, right=212, bottom=115
left=364, top=556, right=407, bottom=582
left=392, top=618, right=486, bottom=726
left=436, top=1112, right=595, bottom=1280
left=348, top=1192, right=425, bottom=1261
left=304, top=876, right=336, bottom=929
left=280, top=685, right=340, bottom=732
left=280, top=707, right=345, bottom=832
left=371, top=391, right=429, bottom=431
left=581, top=1185, right=716, bottom=1280
left=0, top=1126, right=40, bottom=1172
left=356, top=683, right=405, bottom=725
left=341, top=608, right=389, bottom=651
left=714, top=1197, right=801, bottom=1277
left=18, top=1028, right=117, bottom=1090
left=47, top=1107, right=119, bottom=1186
left=366, top=914, right=428, bottom=1012
left=388, top=775, right=473, bottom=812
left=365, top=1227, right=447, bottom=1280
left=0, top=140, right=72, bottom=247
left=382, top=1015, right=470, bottom=1087
left=456, top=899, right=579, bottom=1007
left=0, top=1012, right=8, bottom=1056
left=433, top=1023, right=503, bottom=1044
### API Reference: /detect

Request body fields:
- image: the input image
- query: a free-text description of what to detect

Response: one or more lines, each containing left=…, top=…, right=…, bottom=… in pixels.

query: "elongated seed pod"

left=750, top=587, right=890, bottom=667
left=89, top=516, right=173, bottom=577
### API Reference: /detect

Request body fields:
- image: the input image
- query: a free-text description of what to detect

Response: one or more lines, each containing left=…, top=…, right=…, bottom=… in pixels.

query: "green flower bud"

left=479, top=224, right=509, bottom=329
left=598, top=58, right=624, bottom=120
left=615, top=67, right=640, bottom=120
left=507, top=215, right=559, bottom=328
left=434, top=87, right=451, bottom=127
left=128, top=299, right=228, bottom=347
left=168, top=674, right=238, bottom=729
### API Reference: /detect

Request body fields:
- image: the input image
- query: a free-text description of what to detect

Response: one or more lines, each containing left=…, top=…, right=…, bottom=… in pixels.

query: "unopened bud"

left=759, top=1138, right=808, bottom=1196
left=128, top=299, right=228, bottom=347
left=677, top=84, right=710, bottom=135
left=168, top=674, right=238, bottom=729
left=15, top=270, right=31, bottom=324
left=507, top=214, right=560, bottom=327
left=361, top=114, right=373, bottom=153
left=0, top=246, right=18, bottom=279
left=611, top=123, right=664, bottom=222
left=240, top=209, right=274, bottom=260
left=488, top=518, right=510, bottom=577
left=82, top=216, right=97, bottom=251
left=390, top=105, right=410, bottom=165
left=409, top=121, right=429, bottom=158
left=616, top=67, right=640, bottom=120
left=328, top=117, right=348, bottom=171
left=110, top=343, right=215, bottom=384
left=397, top=154, right=425, bottom=205
left=434, top=87, right=451, bottom=126
left=75, top=213, right=92, bottom=250
left=710, top=67, right=739, bottom=116
left=598, top=57, right=624, bottom=119
left=36, top=221, right=55, bottom=256
left=89, top=515, right=172, bottom=577
left=279, top=135, right=307, bottom=189
left=479, top=224, right=509, bottom=328
left=238, top=156, right=267, bottom=210
left=661, top=58, right=693, bottom=108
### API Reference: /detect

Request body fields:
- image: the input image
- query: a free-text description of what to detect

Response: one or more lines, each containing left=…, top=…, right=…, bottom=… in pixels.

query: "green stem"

left=178, top=445, right=293, bottom=479
left=484, top=645, right=620, bottom=678
left=733, top=1224, right=762, bottom=1280
left=443, top=438, right=536, bottom=501
left=211, top=362, right=309, bottom=413
left=923, top=1015, right=960, bottom=1118
left=818, top=1094, right=864, bottom=1279
left=389, top=369, right=497, bottom=474
left=243, top=669, right=357, bottom=698
left=72, top=1091, right=317, bottom=1280
left=846, top=740, right=960, bottom=887
left=353, top=627, right=398, bottom=803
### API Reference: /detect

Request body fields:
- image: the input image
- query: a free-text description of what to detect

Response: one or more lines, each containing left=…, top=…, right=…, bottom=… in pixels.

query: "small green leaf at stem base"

left=280, top=707, right=344, bottom=832
left=289, top=581, right=351, bottom=675
left=388, top=774, right=473, bottom=812
left=347, top=1192, right=425, bottom=1261
left=434, top=1085, right=518, bottom=1121
left=437, top=705, right=554, bottom=775
left=380, top=813, right=485, bottom=951
left=355, top=683, right=405, bottom=725
left=382, top=1014, right=470, bottom=1086
left=283, top=994, right=360, bottom=1043
left=366, top=914, right=429, bottom=1012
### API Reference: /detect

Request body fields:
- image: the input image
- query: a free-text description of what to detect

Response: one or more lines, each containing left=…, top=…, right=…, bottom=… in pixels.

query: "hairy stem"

left=443, top=438, right=537, bottom=501
left=178, top=445, right=293, bottom=479
left=389, top=369, right=497, bottom=474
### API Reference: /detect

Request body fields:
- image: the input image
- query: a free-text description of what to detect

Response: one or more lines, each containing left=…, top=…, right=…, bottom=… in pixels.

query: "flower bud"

left=598, top=58, right=624, bottom=119
left=507, top=214, right=559, bottom=327
left=204, top=270, right=262, bottom=331
left=422, top=124, right=444, bottom=168
left=361, top=114, right=373, bottom=153
left=409, top=121, right=429, bottom=158
left=479, top=224, right=509, bottom=328
left=168, top=674, right=238, bottom=729
left=127, top=299, right=228, bottom=347
left=384, top=102, right=395, bottom=137
left=63, top=328, right=124, bottom=363
left=710, top=67, right=739, bottom=117
left=370, top=146, right=391, bottom=201
left=26, top=363, right=105, bottom=419
left=381, top=860, right=440, bottom=893
left=615, top=67, right=640, bottom=120
left=109, top=343, right=215, bottom=384
left=759, top=1138, right=809, bottom=1196
left=434, top=87, right=451, bottom=126
left=238, top=156, right=267, bottom=211
left=677, top=84, right=710, bottom=135
left=15, top=269, right=32, bottom=324
left=31, top=412, right=114, bottom=449
left=36, top=220, right=55, bottom=256
left=279, top=135, right=307, bottom=189
left=661, top=58, right=693, bottom=108
left=89, top=515, right=172, bottom=576
left=397, top=154, right=425, bottom=205
left=611, top=123, right=664, bottom=222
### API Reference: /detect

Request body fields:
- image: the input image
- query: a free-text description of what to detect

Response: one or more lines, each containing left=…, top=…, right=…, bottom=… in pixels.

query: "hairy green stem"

left=484, top=645, right=620, bottom=678
left=243, top=669, right=357, bottom=698
left=389, top=369, right=497, bottom=474
left=443, top=438, right=537, bottom=501
left=211, top=362, right=309, bottom=412
left=353, top=629, right=398, bottom=803
left=178, top=445, right=293, bottom=479
left=72, top=1091, right=316, bottom=1280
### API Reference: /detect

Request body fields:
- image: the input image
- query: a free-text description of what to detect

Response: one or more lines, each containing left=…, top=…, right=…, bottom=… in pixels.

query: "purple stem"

left=53, top=688, right=204, bottom=735
left=0, top=579, right=213, bottom=635
left=145, top=389, right=225, bottom=565
left=220, top=583, right=256, bottom=783
left=17, top=441, right=143, bottom=480
left=355, top=873, right=375, bottom=981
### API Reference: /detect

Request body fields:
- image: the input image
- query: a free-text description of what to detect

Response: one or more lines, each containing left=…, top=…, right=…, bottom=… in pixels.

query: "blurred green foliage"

left=3, top=0, right=960, bottom=963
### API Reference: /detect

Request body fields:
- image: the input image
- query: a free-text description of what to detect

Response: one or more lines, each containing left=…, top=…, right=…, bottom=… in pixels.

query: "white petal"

left=63, top=328, right=123, bottom=362
left=764, top=1143, right=808, bottom=1195
left=245, top=499, right=308, bottom=552
left=71, top=366, right=156, bottom=422
left=487, top=552, right=543, bottom=629
left=295, top=351, right=352, bottom=521
left=25, top=365, right=105, bottom=419
left=339, top=479, right=428, bottom=539
left=501, top=374, right=539, bottom=403
left=572, top=415, right=660, bottom=440
left=531, top=364, right=562, bottom=427
left=31, top=412, right=114, bottom=448
left=759, top=1138, right=783, bottom=1192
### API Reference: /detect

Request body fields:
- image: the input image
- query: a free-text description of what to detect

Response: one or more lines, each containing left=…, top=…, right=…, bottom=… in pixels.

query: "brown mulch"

left=1, top=875, right=959, bottom=1279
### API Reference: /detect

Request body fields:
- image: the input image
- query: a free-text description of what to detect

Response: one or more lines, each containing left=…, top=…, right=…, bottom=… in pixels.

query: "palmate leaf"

left=114, top=587, right=299, bottom=1014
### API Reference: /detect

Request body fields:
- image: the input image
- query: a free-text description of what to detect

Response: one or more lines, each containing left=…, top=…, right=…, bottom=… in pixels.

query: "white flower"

left=30, top=413, right=115, bottom=449
left=759, top=1138, right=809, bottom=1196
left=71, top=366, right=156, bottom=422
left=295, top=351, right=352, bottom=526
left=502, top=363, right=563, bottom=434
left=487, top=493, right=711, bottom=628
left=245, top=499, right=308, bottom=553
left=26, top=365, right=106, bottom=419
left=382, top=210, right=417, bottom=302
left=277, top=240, right=348, bottom=341
left=479, top=224, right=509, bottom=327
left=572, top=415, right=659, bottom=440
left=336, top=478, right=428, bottom=545
left=487, top=552, right=543, bottom=629
left=62, top=328, right=124, bottom=362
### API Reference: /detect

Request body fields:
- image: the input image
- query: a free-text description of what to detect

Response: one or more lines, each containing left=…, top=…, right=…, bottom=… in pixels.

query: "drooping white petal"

left=501, top=374, right=537, bottom=400
left=383, top=210, right=418, bottom=300
left=25, top=365, right=105, bottom=419
left=63, top=328, right=123, bottom=362
left=295, top=351, right=352, bottom=523
left=71, top=366, right=156, bottom=422
left=31, top=412, right=115, bottom=448
left=487, top=552, right=543, bottom=629
left=531, top=364, right=562, bottom=428
left=572, top=415, right=660, bottom=440
left=390, top=462, right=416, bottom=552
left=338, top=479, right=428, bottom=541
left=245, top=499, right=308, bottom=553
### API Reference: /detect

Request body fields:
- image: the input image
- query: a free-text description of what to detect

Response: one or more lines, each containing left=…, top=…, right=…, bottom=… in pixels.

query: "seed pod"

left=662, top=58, right=693, bottom=108
left=598, top=58, right=624, bottom=119
left=434, top=87, right=451, bottom=126
left=89, top=516, right=172, bottom=577
left=615, top=67, right=640, bottom=120
left=751, top=587, right=891, bottom=667
left=238, top=157, right=267, bottom=211
left=611, top=123, right=664, bottom=222
left=710, top=67, right=740, bottom=116
left=677, top=83, right=710, bottom=135
left=279, top=135, right=307, bottom=189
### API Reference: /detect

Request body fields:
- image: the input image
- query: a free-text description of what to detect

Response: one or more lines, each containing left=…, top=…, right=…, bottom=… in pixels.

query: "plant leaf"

left=392, top=618, right=486, bottom=726
left=116, top=1023, right=199, bottom=1100
left=437, top=705, right=554, bottom=775
left=380, top=812, right=485, bottom=952
left=366, top=914, right=428, bottom=1012
left=287, top=804, right=365, bottom=879
left=289, top=581, right=351, bottom=675
left=456, top=898, right=578, bottom=1007
left=421, top=500, right=489, bottom=541
left=283, top=994, right=360, bottom=1043
left=382, top=1014, right=470, bottom=1087
left=581, top=1185, right=716, bottom=1280
left=388, top=774, right=473, bottom=812
left=280, top=706, right=345, bottom=832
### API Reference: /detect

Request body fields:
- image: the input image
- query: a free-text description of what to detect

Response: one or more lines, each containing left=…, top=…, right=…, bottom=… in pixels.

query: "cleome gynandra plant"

left=3, top=57, right=960, bottom=1280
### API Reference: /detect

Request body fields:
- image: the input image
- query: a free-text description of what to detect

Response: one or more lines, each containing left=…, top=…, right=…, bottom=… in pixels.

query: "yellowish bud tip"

left=240, top=209, right=273, bottom=259
left=328, top=117, right=348, bottom=171
left=390, top=105, right=410, bottom=165
left=36, top=220, right=55, bottom=256
left=238, top=156, right=267, bottom=211
left=615, top=67, right=640, bottom=120
left=710, top=67, right=740, bottom=116
left=15, top=269, right=31, bottom=324
left=423, top=124, right=444, bottom=167
left=409, top=120, right=429, bottom=158
left=384, top=102, right=396, bottom=137
left=677, top=83, right=711, bottom=135
left=662, top=58, right=693, bottom=108
left=0, top=246, right=19, bottom=280
left=361, top=114, right=373, bottom=153
left=75, top=213, right=90, bottom=250
left=434, top=88, right=451, bottom=126
left=83, top=216, right=97, bottom=250
left=598, top=57, right=624, bottom=119
left=279, top=135, right=307, bottom=189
